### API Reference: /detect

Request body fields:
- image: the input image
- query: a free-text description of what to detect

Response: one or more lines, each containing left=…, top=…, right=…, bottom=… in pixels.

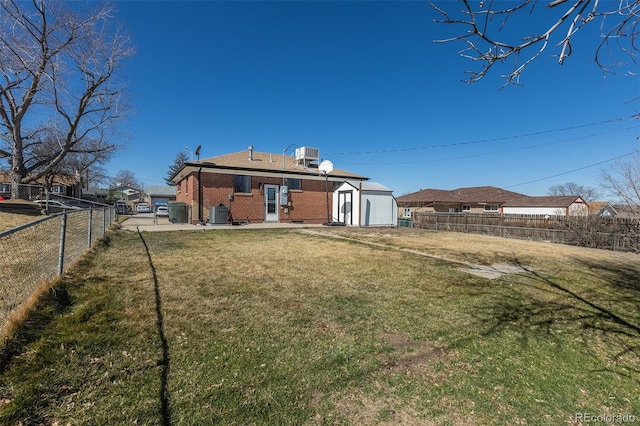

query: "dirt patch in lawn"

left=381, top=332, right=446, bottom=376
left=460, top=262, right=531, bottom=279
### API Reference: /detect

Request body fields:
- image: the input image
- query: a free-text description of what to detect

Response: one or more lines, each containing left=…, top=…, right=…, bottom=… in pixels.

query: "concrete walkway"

left=120, top=214, right=324, bottom=232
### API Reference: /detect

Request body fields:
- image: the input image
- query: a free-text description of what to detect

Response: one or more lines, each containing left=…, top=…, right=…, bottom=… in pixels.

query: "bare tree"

left=0, top=0, right=133, bottom=198
left=600, top=150, right=640, bottom=215
left=111, top=169, right=142, bottom=189
left=431, top=0, right=639, bottom=86
left=548, top=182, right=600, bottom=201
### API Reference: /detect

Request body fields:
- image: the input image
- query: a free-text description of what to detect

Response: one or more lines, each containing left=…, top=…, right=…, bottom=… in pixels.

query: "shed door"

left=338, top=190, right=353, bottom=225
left=264, top=185, right=279, bottom=222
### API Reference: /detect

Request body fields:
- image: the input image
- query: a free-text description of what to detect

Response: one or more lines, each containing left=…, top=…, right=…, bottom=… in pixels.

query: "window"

left=462, top=205, right=470, bottom=211
left=484, top=204, right=499, bottom=212
left=51, top=185, right=64, bottom=194
left=403, top=208, right=411, bottom=218
left=287, top=178, right=302, bottom=190
left=234, top=175, right=251, bottom=193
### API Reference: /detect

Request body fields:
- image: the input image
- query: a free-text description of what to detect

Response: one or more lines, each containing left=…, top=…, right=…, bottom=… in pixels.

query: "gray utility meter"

left=280, top=186, right=288, bottom=205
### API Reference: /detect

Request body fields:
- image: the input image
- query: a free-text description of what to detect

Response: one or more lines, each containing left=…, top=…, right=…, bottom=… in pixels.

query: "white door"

left=264, top=185, right=279, bottom=221
left=338, top=190, right=352, bottom=224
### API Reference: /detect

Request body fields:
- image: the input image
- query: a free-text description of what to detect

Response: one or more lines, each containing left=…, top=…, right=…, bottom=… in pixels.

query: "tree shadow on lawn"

left=466, top=257, right=640, bottom=383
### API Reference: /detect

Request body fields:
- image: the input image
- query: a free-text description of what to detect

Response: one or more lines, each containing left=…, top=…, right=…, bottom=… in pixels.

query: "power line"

left=325, top=114, right=639, bottom=156
left=337, top=126, right=636, bottom=166
left=504, top=150, right=640, bottom=189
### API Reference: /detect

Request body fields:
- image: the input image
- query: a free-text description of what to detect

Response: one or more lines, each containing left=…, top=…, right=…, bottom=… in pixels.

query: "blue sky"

left=107, top=1, right=639, bottom=196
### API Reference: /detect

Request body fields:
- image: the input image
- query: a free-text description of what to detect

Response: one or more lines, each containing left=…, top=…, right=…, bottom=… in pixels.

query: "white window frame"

left=483, top=204, right=499, bottom=212
left=234, top=175, right=252, bottom=193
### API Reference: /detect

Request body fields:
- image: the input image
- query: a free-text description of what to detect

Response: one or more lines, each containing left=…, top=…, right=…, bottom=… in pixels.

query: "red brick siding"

left=179, top=171, right=334, bottom=224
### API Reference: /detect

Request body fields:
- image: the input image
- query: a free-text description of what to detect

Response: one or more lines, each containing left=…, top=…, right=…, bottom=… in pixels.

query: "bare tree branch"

left=431, top=0, right=640, bottom=86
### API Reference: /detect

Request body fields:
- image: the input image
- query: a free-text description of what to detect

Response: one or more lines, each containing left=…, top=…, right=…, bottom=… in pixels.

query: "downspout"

left=198, top=167, right=203, bottom=224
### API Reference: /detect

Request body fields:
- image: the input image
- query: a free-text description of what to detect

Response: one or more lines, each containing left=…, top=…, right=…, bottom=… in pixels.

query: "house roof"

left=587, top=201, right=617, bottom=215
left=173, top=150, right=368, bottom=182
left=146, top=185, right=176, bottom=196
left=397, top=186, right=528, bottom=204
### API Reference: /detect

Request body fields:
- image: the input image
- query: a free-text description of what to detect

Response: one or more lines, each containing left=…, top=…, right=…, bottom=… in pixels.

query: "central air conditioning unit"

left=294, top=147, right=320, bottom=167
left=295, top=147, right=319, bottom=161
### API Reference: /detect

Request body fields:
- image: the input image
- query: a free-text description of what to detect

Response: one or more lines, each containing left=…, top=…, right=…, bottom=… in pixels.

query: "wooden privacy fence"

left=412, top=212, right=640, bottom=253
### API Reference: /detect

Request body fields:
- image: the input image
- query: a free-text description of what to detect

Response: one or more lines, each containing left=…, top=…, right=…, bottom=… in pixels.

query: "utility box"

left=168, top=201, right=188, bottom=224
left=209, top=204, right=228, bottom=224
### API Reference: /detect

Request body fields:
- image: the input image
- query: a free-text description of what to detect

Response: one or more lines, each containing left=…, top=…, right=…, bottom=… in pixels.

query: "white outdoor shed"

left=333, top=181, right=398, bottom=226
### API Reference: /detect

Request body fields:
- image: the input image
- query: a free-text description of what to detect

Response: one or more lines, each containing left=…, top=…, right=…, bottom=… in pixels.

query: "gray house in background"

left=146, top=185, right=176, bottom=207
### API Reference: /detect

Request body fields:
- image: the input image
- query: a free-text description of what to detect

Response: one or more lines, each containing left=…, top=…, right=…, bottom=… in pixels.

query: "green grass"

left=0, top=228, right=638, bottom=425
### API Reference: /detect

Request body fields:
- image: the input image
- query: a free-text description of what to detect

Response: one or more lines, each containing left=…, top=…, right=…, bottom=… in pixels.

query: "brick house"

left=0, top=171, right=81, bottom=199
left=171, top=147, right=368, bottom=224
left=397, top=186, right=529, bottom=217
left=397, top=186, right=588, bottom=218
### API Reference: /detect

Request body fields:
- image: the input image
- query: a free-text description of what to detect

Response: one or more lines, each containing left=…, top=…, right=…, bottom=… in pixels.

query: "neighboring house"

left=397, top=186, right=529, bottom=217
left=111, top=185, right=146, bottom=203
left=333, top=181, right=397, bottom=226
left=587, top=201, right=618, bottom=217
left=146, top=185, right=176, bottom=207
left=502, top=195, right=588, bottom=216
left=171, top=147, right=369, bottom=224
left=84, top=185, right=146, bottom=212
left=83, top=187, right=110, bottom=203
left=0, top=171, right=80, bottom=199
left=397, top=186, right=589, bottom=217
left=611, top=204, right=640, bottom=219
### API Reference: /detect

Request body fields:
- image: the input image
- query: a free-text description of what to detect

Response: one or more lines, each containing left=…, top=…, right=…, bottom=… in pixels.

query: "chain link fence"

left=0, top=207, right=115, bottom=336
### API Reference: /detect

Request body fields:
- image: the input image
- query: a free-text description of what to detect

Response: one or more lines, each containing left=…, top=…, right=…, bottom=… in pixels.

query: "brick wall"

left=179, top=171, right=334, bottom=224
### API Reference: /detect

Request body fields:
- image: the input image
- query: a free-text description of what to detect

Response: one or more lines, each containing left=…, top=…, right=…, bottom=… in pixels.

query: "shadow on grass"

left=137, top=229, right=172, bottom=426
left=471, top=257, right=640, bottom=383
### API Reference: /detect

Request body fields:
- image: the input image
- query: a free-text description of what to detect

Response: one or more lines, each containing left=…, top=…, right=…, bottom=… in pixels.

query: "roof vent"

left=248, top=145, right=254, bottom=161
left=294, top=146, right=319, bottom=167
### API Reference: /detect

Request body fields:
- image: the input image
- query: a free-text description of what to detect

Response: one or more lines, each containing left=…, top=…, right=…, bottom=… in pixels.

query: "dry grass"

left=0, top=212, right=41, bottom=233
left=0, top=227, right=638, bottom=425
left=312, top=226, right=639, bottom=271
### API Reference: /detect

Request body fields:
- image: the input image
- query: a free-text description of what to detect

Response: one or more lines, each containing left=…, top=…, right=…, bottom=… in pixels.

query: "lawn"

left=0, top=212, right=42, bottom=233
left=0, top=227, right=638, bottom=425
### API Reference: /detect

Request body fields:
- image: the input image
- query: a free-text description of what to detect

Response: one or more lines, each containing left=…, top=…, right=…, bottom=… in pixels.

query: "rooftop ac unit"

left=295, top=147, right=319, bottom=161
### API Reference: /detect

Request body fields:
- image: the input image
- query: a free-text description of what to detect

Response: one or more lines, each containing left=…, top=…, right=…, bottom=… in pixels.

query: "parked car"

left=155, top=204, right=169, bottom=217
left=114, top=201, right=129, bottom=214
left=136, top=203, right=152, bottom=213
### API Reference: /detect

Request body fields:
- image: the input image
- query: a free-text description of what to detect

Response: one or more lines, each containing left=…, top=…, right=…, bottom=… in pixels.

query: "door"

left=338, top=190, right=353, bottom=225
left=264, top=184, right=279, bottom=222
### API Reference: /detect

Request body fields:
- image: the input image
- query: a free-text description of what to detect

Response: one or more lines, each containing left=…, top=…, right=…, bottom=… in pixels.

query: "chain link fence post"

left=57, top=213, right=68, bottom=275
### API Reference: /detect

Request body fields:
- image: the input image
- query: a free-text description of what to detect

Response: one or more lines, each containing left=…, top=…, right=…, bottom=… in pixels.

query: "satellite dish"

left=319, top=160, right=334, bottom=174
left=195, top=145, right=201, bottom=156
